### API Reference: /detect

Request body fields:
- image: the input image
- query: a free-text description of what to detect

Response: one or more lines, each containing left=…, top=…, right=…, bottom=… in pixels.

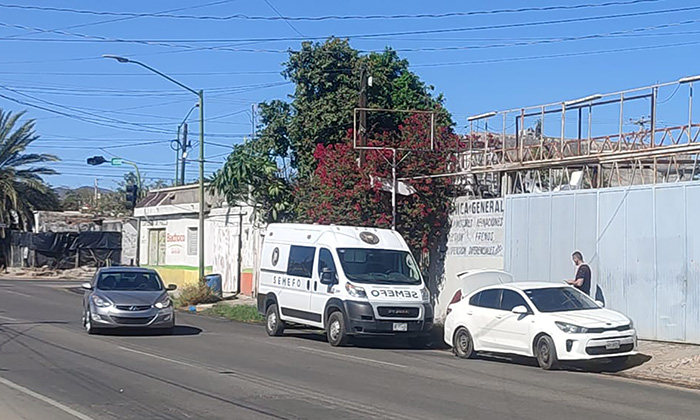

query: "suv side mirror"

left=320, top=268, right=336, bottom=285
left=511, top=305, right=528, bottom=315
left=167, top=284, right=177, bottom=291
left=595, top=300, right=604, bottom=308
left=81, top=282, right=93, bottom=290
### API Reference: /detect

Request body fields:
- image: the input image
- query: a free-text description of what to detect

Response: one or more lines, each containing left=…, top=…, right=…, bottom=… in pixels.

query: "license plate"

left=605, top=340, right=621, bottom=350
left=392, top=322, right=408, bottom=332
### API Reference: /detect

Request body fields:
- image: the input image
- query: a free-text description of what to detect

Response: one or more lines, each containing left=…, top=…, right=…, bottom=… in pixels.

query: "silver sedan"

left=81, top=267, right=177, bottom=334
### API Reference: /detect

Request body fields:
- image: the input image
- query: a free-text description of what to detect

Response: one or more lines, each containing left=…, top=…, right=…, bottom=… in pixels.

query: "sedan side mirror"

left=166, top=284, right=178, bottom=291
left=511, top=305, right=528, bottom=315
left=81, top=282, right=93, bottom=290
left=320, top=268, right=336, bottom=285
left=595, top=300, right=604, bottom=308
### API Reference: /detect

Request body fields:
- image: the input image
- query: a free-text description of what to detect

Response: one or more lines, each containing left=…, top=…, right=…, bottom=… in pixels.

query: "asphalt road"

left=0, top=279, right=698, bottom=420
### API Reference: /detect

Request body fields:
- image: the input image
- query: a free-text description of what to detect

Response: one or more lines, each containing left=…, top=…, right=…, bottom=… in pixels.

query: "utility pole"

left=251, top=104, right=256, bottom=140
left=358, top=65, right=368, bottom=167
left=180, top=122, right=188, bottom=185
left=94, top=178, right=99, bottom=208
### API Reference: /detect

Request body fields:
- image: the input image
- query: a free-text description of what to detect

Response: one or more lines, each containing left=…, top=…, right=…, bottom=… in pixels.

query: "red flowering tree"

left=296, top=113, right=463, bottom=255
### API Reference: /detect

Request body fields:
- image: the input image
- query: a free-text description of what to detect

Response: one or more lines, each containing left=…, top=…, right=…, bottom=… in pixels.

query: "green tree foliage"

left=0, top=109, right=60, bottom=230
left=212, top=37, right=451, bottom=225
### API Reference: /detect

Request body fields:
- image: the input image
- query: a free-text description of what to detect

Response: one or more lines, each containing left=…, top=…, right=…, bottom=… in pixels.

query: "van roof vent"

left=359, top=231, right=380, bottom=245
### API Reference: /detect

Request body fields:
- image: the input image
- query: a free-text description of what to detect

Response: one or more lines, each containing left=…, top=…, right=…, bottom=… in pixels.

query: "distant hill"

left=54, top=186, right=113, bottom=200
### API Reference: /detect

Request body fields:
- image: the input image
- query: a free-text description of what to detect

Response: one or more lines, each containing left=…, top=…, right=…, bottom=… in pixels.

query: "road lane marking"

left=0, top=375, right=97, bottom=420
left=296, top=346, right=408, bottom=368
left=2, top=289, right=32, bottom=298
left=117, top=346, right=199, bottom=369
left=0, top=315, right=18, bottom=322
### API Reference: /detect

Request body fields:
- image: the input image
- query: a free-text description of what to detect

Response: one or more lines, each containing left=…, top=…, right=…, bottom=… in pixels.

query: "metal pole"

left=619, top=93, right=624, bottom=152
left=175, top=125, right=180, bottom=186
left=651, top=86, right=658, bottom=147
left=587, top=104, right=592, bottom=155
left=689, top=83, right=694, bottom=141
left=180, top=123, right=188, bottom=185
left=560, top=104, right=566, bottom=158
left=198, top=90, right=205, bottom=281
left=392, top=149, right=397, bottom=231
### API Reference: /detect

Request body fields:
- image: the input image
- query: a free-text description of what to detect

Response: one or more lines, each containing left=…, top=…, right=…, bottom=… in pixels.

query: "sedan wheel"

left=453, top=327, right=476, bottom=359
left=84, top=309, right=98, bottom=335
left=536, top=335, right=559, bottom=370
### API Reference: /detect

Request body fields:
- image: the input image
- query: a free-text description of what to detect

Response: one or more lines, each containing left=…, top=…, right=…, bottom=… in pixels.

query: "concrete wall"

left=434, top=197, right=505, bottom=320
left=138, top=206, right=258, bottom=294
left=504, top=181, right=700, bottom=344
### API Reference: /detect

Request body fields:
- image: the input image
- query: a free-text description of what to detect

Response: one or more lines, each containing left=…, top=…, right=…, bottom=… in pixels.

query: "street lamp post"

left=104, top=55, right=206, bottom=282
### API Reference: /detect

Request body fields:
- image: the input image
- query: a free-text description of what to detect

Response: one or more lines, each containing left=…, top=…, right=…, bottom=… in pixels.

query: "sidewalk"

left=616, top=340, right=700, bottom=389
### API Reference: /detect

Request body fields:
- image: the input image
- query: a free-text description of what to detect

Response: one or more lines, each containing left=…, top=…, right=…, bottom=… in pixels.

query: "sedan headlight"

left=555, top=321, right=589, bottom=334
left=345, top=283, right=367, bottom=298
left=154, top=296, right=172, bottom=309
left=420, top=286, right=430, bottom=301
left=91, top=294, right=112, bottom=308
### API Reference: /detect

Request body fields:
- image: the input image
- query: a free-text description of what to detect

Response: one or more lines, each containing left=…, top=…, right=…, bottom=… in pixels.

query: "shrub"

left=173, top=283, right=220, bottom=307
left=202, top=304, right=263, bottom=323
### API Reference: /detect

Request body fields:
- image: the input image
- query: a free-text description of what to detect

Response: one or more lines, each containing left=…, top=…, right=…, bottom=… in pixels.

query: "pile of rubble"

left=6, top=266, right=96, bottom=280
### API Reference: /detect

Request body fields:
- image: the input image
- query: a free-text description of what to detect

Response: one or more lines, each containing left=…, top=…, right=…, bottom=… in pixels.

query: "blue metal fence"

left=504, top=181, right=700, bottom=344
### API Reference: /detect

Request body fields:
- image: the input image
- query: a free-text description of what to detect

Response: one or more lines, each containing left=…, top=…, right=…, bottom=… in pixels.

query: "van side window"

left=287, top=246, right=315, bottom=278
left=318, top=248, right=337, bottom=279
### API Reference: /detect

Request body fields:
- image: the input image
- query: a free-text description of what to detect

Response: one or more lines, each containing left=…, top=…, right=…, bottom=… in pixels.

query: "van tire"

left=265, top=304, right=284, bottom=337
left=326, top=312, right=349, bottom=347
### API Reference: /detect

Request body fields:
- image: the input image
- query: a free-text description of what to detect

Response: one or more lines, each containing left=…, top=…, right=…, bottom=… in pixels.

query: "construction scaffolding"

left=447, top=75, right=700, bottom=197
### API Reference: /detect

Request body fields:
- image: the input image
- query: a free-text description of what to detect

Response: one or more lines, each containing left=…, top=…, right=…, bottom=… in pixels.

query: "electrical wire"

left=1, top=5, right=697, bottom=52
left=0, top=0, right=660, bottom=22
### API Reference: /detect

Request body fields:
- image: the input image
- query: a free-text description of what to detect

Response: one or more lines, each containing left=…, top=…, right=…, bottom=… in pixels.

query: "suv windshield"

left=524, top=287, right=598, bottom=313
left=337, top=248, right=421, bottom=285
left=96, top=271, right=163, bottom=291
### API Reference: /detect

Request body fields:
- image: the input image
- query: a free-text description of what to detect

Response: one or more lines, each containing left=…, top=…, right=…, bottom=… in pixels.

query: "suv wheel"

left=265, top=304, right=284, bottom=337
left=326, top=312, right=349, bottom=347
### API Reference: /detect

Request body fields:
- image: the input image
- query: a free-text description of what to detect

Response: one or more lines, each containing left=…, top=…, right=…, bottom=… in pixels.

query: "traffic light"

left=125, top=184, right=139, bottom=209
left=87, top=156, right=107, bottom=166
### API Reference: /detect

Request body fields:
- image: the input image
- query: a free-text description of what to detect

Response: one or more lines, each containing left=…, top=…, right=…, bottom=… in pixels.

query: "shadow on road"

left=97, top=325, right=203, bottom=337
left=463, top=352, right=652, bottom=373
left=0, top=320, right=70, bottom=326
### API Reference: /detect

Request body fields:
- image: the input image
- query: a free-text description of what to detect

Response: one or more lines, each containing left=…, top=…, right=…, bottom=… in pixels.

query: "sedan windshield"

left=96, top=272, right=163, bottom=291
left=524, top=287, right=598, bottom=313
left=337, top=248, right=422, bottom=285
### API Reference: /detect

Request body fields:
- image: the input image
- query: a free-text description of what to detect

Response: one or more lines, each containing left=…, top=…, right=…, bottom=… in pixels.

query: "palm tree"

left=0, top=109, right=60, bottom=231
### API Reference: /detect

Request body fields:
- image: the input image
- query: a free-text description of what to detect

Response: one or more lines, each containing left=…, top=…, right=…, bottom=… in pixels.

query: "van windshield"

left=337, top=248, right=422, bottom=285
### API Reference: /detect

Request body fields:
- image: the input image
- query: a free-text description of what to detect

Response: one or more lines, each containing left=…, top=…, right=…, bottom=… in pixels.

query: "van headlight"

left=555, top=321, right=588, bottom=334
left=345, top=283, right=367, bottom=298
left=91, top=295, right=112, bottom=308
left=420, top=287, right=430, bottom=301
left=155, top=296, right=172, bottom=309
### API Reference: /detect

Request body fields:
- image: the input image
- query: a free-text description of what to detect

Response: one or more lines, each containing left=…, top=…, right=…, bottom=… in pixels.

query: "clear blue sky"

left=1, top=0, right=699, bottom=189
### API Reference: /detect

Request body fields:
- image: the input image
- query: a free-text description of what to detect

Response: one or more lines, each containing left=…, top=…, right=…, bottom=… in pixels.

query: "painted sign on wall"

left=446, top=198, right=504, bottom=257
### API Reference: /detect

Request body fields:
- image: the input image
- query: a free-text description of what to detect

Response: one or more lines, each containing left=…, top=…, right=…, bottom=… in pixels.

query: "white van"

left=256, top=223, right=433, bottom=347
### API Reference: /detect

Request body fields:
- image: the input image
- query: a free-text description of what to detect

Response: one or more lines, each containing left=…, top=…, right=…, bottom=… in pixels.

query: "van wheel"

left=536, top=335, right=559, bottom=370
left=265, top=304, right=284, bottom=337
left=453, top=327, right=475, bottom=359
left=326, top=312, right=349, bottom=347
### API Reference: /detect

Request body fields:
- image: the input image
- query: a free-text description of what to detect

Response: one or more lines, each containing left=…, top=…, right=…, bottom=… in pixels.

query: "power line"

left=263, top=0, right=304, bottom=37
left=0, top=0, right=660, bottom=22
left=1, top=4, right=696, bottom=53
